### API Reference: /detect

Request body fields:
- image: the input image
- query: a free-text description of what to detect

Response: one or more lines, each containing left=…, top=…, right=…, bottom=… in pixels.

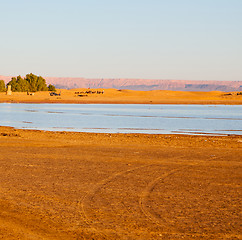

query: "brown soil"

left=0, top=126, right=241, bottom=239
left=0, top=89, right=242, bottom=104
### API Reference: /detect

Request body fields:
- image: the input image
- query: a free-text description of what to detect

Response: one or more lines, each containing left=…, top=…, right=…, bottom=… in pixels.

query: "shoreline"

left=1, top=100, right=242, bottom=105
left=1, top=126, right=241, bottom=144
left=1, top=126, right=241, bottom=137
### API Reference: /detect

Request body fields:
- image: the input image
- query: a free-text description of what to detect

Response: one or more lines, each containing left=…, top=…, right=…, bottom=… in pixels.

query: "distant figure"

left=6, top=85, right=12, bottom=95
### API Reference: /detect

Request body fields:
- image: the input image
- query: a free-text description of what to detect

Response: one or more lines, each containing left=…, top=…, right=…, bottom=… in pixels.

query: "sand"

left=0, top=88, right=242, bottom=104
left=0, top=126, right=241, bottom=239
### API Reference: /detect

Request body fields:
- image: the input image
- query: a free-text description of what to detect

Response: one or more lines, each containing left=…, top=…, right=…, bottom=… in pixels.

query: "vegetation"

left=0, top=80, right=6, bottom=92
left=6, top=73, right=56, bottom=92
left=48, top=84, right=56, bottom=92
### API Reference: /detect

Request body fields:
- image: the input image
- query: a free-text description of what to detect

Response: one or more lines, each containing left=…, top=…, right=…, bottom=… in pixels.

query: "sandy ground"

left=0, top=89, right=242, bottom=104
left=0, top=126, right=241, bottom=239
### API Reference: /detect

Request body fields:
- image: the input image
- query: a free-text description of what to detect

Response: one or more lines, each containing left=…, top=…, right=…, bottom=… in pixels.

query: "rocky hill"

left=1, top=75, right=241, bottom=92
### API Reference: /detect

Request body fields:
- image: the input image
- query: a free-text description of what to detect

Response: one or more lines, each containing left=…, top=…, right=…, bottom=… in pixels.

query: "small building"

left=6, top=85, right=12, bottom=95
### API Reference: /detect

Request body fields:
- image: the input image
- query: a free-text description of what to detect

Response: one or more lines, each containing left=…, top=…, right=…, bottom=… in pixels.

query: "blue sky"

left=1, top=0, right=241, bottom=80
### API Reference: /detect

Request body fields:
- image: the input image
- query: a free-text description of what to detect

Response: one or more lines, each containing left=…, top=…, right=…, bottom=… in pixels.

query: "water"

left=0, top=103, right=241, bottom=135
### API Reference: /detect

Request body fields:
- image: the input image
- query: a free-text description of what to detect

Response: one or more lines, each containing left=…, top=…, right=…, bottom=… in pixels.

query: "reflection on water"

left=0, top=103, right=241, bottom=135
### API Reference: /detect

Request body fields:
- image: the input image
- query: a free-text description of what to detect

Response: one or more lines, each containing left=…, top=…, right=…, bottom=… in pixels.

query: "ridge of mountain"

left=1, top=75, right=241, bottom=92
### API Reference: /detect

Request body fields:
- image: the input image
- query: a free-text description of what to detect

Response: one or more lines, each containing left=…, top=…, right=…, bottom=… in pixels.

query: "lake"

left=0, top=103, right=241, bottom=135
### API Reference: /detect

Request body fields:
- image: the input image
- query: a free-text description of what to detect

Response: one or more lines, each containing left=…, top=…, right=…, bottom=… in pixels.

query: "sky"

left=0, top=0, right=241, bottom=80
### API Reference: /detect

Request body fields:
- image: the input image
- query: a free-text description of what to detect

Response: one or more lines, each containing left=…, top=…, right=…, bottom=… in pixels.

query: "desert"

left=0, top=126, right=241, bottom=239
left=0, top=88, right=242, bottom=105
left=2, top=1, right=242, bottom=239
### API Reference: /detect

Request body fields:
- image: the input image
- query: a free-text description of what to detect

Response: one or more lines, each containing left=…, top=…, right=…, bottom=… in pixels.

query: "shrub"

left=48, top=84, right=56, bottom=92
left=0, top=80, right=6, bottom=92
left=6, top=73, right=54, bottom=92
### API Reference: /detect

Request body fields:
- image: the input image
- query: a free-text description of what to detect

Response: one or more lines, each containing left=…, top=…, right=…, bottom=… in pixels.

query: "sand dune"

left=0, top=88, right=242, bottom=104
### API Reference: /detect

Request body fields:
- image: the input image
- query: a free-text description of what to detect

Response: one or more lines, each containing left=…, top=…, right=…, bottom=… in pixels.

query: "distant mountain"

left=43, top=77, right=242, bottom=92
left=1, top=75, right=241, bottom=92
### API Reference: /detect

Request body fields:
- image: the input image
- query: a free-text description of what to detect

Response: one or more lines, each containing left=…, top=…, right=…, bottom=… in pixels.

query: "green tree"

left=7, top=76, right=29, bottom=92
left=6, top=73, right=55, bottom=92
left=25, top=73, right=38, bottom=92
left=0, top=80, right=6, bottom=92
left=48, top=84, right=56, bottom=92
left=17, top=76, right=29, bottom=92
left=36, top=76, right=48, bottom=91
left=7, top=77, right=18, bottom=91
left=25, top=73, right=48, bottom=92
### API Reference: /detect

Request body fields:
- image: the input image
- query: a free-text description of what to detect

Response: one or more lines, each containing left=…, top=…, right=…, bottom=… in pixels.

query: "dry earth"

left=0, top=126, right=241, bottom=239
left=0, top=89, right=242, bottom=104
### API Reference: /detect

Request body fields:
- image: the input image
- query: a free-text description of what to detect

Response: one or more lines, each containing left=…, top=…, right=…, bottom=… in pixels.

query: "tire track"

left=78, top=163, right=159, bottom=237
left=78, top=154, right=205, bottom=237
left=139, top=165, right=189, bottom=226
left=138, top=155, right=231, bottom=238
